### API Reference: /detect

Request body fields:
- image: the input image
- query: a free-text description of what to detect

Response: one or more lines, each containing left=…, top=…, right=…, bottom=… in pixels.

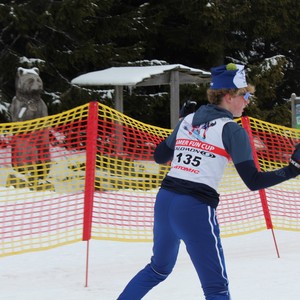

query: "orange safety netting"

left=1, top=102, right=300, bottom=257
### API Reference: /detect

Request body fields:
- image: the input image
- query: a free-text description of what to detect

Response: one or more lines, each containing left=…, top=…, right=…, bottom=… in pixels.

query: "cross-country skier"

left=117, top=63, right=300, bottom=300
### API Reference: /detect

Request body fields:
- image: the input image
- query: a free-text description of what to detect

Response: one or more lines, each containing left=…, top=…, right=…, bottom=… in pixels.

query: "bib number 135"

left=176, top=153, right=201, bottom=166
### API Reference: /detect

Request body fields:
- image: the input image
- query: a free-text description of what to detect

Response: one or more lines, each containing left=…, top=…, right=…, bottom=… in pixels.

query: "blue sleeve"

left=154, top=140, right=173, bottom=164
left=164, top=120, right=182, bottom=149
left=222, top=122, right=298, bottom=190
left=153, top=120, right=182, bottom=164
left=222, top=122, right=253, bottom=164
left=235, top=160, right=297, bottom=191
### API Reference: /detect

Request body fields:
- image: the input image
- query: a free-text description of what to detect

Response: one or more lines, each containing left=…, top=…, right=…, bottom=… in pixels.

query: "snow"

left=71, top=64, right=210, bottom=87
left=19, top=56, right=45, bottom=66
left=0, top=102, right=9, bottom=113
left=262, top=55, right=286, bottom=72
left=1, top=227, right=300, bottom=299
left=1, top=60, right=299, bottom=298
left=17, top=67, right=40, bottom=76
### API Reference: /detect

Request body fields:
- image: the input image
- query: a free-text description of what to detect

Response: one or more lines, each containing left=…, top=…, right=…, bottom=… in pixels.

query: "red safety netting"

left=1, top=102, right=300, bottom=257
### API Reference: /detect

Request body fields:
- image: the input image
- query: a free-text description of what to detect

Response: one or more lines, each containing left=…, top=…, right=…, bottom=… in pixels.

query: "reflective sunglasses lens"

left=243, top=92, right=251, bottom=102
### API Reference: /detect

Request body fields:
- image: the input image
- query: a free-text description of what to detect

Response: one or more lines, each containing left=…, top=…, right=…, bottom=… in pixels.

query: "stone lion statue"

left=7, top=67, right=53, bottom=190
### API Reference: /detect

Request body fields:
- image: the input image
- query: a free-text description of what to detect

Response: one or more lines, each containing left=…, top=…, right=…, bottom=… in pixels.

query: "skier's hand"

left=289, top=144, right=300, bottom=173
left=179, top=100, right=197, bottom=119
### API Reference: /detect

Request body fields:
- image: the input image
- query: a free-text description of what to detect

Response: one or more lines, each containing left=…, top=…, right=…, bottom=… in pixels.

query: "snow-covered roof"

left=71, top=64, right=211, bottom=87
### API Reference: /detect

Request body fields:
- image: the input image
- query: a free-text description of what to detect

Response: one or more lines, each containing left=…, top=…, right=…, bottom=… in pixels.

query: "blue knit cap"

left=210, top=63, right=248, bottom=90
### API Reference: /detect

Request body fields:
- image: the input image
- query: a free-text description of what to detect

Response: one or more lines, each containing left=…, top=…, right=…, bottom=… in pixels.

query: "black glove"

left=289, top=144, right=300, bottom=173
left=179, top=100, right=197, bottom=118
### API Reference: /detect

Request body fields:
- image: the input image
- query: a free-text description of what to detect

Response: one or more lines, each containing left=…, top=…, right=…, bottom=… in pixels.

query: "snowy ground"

left=1, top=229, right=300, bottom=300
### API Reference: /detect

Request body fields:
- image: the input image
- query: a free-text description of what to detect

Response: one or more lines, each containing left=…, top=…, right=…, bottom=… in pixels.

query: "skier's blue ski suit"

left=117, top=103, right=298, bottom=300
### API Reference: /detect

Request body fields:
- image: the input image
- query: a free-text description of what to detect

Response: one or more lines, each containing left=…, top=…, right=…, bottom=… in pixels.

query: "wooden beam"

left=170, top=71, right=180, bottom=129
left=114, top=85, right=123, bottom=113
left=114, top=85, right=124, bottom=154
left=136, top=72, right=210, bottom=87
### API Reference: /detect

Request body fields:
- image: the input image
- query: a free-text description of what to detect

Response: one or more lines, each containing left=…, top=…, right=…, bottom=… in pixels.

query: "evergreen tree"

left=142, top=0, right=228, bottom=68
left=0, top=0, right=299, bottom=126
left=224, top=0, right=300, bottom=123
left=0, top=0, right=148, bottom=117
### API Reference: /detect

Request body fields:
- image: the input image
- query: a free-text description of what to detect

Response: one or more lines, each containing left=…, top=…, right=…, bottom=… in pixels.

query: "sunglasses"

left=237, top=92, right=252, bottom=102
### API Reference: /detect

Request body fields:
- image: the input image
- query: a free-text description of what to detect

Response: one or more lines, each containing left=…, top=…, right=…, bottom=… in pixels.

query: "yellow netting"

left=92, top=103, right=170, bottom=242
left=244, top=117, right=300, bottom=232
left=1, top=102, right=300, bottom=257
left=0, top=104, right=90, bottom=256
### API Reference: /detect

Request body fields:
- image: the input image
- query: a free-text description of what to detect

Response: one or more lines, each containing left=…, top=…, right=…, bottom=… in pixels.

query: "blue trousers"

left=117, top=188, right=230, bottom=300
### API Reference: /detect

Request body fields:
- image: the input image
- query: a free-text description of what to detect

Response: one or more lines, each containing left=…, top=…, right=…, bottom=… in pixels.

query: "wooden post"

left=114, top=85, right=124, bottom=113
left=291, top=93, right=300, bottom=129
left=170, top=70, right=180, bottom=129
left=114, top=85, right=124, bottom=154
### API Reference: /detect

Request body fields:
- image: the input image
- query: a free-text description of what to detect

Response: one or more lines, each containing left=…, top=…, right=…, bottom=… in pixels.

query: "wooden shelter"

left=71, top=64, right=211, bottom=128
